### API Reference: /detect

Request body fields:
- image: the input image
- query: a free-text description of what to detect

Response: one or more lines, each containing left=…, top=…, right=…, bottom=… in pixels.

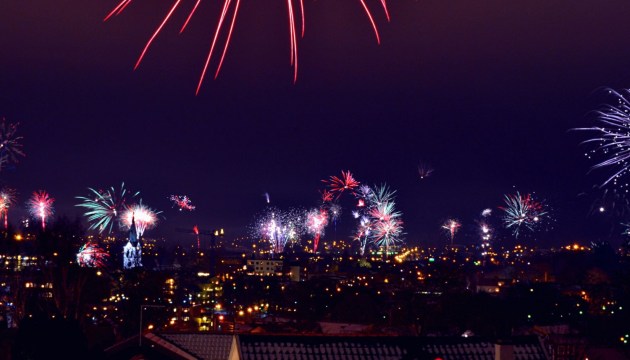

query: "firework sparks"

left=323, top=170, right=360, bottom=199
left=418, top=162, right=434, bottom=180
left=0, top=118, right=25, bottom=171
left=306, top=208, right=328, bottom=252
left=370, top=184, right=396, bottom=207
left=77, top=242, right=110, bottom=268
left=27, top=190, right=54, bottom=230
left=365, top=184, right=404, bottom=252
left=441, top=219, right=461, bottom=245
left=255, top=207, right=304, bottom=254
left=320, top=189, right=333, bottom=203
left=105, top=1, right=388, bottom=92
left=120, top=202, right=161, bottom=237
left=481, top=208, right=493, bottom=217
left=354, top=215, right=372, bottom=256
left=76, top=183, right=139, bottom=234
left=169, top=195, right=196, bottom=211
left=576, top=88, right=630, bottom=187
left=0, top=188, right=16, bottom=229
left=263, top=192, right=271, bottom=204
left=500, top=192, right=548, bottom=237
left=479, top=222, right=491, bottom=242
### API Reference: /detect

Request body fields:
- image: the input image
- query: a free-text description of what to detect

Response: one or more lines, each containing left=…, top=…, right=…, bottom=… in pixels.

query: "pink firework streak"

left=323, top=170, right=360, bottom=199
left=104, top=0, right=389, bottom=93
left=193, top=225, right=200, bottom=249
left=27, top=191, right=54, bottom=230
left=306, top=208, right=328, bottom=252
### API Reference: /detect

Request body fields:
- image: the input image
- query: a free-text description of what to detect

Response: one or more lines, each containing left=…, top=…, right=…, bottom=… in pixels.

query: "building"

left=245, top=260, right=282, bottom=276
left=123, top=216, right=142, bottom=269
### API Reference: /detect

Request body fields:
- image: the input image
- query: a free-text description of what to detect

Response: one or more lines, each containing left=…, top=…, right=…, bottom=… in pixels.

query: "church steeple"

left=129, top=213, right=138, bottom=246
left=124, top=213, right=142, bottom=269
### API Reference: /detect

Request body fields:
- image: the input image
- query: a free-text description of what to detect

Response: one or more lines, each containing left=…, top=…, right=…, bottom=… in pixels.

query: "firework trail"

left=193, top=224, right=200, bottom=249
left=120, top=201, right=161, bottom=237
left=481, top=208, right=492, bottom=217
left=418, top=162, right=434, bottom=180
left=323, top=170, right=360, bottom=200
left=306, top=208, right=328, bottom=252
left=169, top=195, right=196, bottom=211
left=500, top=192, right=548, bottom=238
left=263, top=192, right=271, bottom=204
left=77, top=242, right=110, bottom=268
left=441, top=219, right=461, bottom=245
left=76, top=183, right=139, bottom=234
left=255, top=207, right=304, bottom=254
left=576, top=88, right=630, bottom=187
left=0, top=118, right=25, bottom=171
left=105, top=1, right=389, bottom=93
left=0, top=188, right=16, bottom=229
left=27, top=190, right=54, bottom=231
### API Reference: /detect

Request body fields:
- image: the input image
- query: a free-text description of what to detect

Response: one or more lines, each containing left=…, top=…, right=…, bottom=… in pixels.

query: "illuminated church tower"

left=123, top=215, right=142, bottom=269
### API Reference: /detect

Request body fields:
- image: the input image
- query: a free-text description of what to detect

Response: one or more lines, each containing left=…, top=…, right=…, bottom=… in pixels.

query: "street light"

left=139, top=304, right=165, bottom=347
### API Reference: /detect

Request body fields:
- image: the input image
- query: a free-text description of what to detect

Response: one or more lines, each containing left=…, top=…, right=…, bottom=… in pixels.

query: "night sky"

left=2, top=0, right=630, bottom=246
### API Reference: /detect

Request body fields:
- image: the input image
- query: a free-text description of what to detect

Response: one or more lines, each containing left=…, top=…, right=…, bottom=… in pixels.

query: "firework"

left=306, top=208, right=328, bottom=252
left=441, top=219, right=461, bottom=245
left=329, top=203, right=342, bottom=223
left=370, top=195, right=403, bottom=256
left=580, top=185, right=630, bottom=217
left=372, top=216, right=403, bottom=251
left=418, top=162, right=434, bottom=180
left=120, top=202, right=161, bottom=237
left=0, top=118, right=25, bottom=171
left=77, top=242, right=110, bottom=268
left=255, top=207, right=304, bottom=254
left=27, top=190, right=54, bottom=230
left=576, top=88, right=630, bottom=187
left=169, top=195, right=196, bottom=211
left=263, top=192, right=271, bottom=204
left=500, top=192, right=548, bottom=237
left=320, top=189, right=333, bottom=203
left=370, top=184, right=396, bottom=207
left=481, top=208, right=492, bottom=217
left=76, top=183, right=139, bottom=234
left=0, top=188, right=16, bottom=229
left=354, top=215, right=372, bottom=256
left=105, top=1, right=389, bottom=93
left=479, top=222, right=491, bottom=242
left=323, top=170, right=360, bottom=199
left=193, top=224, right=201, bottom=249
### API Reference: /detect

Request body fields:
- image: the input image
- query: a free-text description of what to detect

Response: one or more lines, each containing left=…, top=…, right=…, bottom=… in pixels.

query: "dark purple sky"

left=2, top=0, right=630, bottom=246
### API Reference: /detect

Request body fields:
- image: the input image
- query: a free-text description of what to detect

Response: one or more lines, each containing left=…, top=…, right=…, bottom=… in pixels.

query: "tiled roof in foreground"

left=237, top=335, right=548, bottom=360
left=157, top=333, right=235, bottom=360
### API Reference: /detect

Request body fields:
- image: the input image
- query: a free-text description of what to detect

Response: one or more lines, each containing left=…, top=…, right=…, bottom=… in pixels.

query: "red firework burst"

left=323, top=170, right=360, bottom=199
left=104, top=0, right=389, bottom=93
